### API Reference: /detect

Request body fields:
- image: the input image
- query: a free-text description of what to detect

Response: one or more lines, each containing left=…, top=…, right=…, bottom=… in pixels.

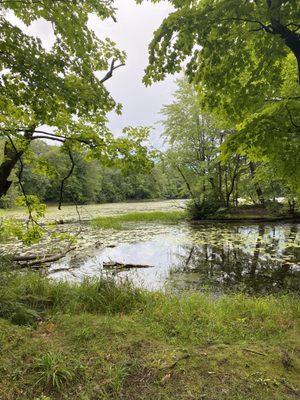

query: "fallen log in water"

left=103, top=261, right=154, bottom=270
left=12, top=247, right=76, bottom=268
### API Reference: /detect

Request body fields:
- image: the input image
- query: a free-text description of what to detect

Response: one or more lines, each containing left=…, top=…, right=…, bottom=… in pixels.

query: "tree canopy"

left=0, top=0, right=152, bottom=201
left=160, top=77, right=297, bottom=215
left=139, top=0, right=300, bottom=198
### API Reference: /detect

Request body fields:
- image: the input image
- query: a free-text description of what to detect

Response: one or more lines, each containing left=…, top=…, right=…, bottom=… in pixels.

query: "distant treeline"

left=0, top=140, right=185, bottom=208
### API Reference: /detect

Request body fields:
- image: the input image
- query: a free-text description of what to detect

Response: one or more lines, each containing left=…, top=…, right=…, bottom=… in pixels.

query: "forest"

left=0, top=1, right=300, bottom=399
left=0, top=139, right=184, bottom=207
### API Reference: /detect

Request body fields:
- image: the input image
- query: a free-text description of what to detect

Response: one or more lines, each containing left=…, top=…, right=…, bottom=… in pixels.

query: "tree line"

left=0, top=139, right=185, bottom=208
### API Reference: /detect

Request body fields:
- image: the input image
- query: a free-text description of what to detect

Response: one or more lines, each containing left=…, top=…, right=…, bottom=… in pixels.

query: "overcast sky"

left=9, top=0, right=179, bottom=148
left=93, top=0, right=178, bottom=147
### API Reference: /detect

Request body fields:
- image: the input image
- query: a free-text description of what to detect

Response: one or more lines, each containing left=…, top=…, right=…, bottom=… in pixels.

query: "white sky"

left=8, top=0, right=179, bottom=148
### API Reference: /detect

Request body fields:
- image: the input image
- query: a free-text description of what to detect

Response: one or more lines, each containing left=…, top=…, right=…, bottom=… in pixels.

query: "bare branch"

left=58, top=149, right=75, bottom=210
left=3, top=128, right=99, bottom=147
left=31, top=135, right=66, bottom=143
left=100, top=59, right=125, bottom=84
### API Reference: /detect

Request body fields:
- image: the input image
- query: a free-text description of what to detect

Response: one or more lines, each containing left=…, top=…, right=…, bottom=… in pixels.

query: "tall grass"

left=91, top=210, right=185, bottom=229
left=0, top=273, right=147, bottom=324
left=0, top=261, right=299, bottom=344
left=1, top=256, right=299, bottom=399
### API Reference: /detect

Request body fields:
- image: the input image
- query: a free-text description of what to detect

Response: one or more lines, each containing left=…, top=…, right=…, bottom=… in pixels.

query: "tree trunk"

left=0, top=129, right=34, bottom=198
left=225, top=156, right=240, bottom=207
left=266, top=0, right=300, bottom=82
left=217, top=162, right=225, bottom=203
left=177, top=165, right=195, bottom=200
left=0, top=141, right=21, bottom=197
left=272, top=22, right=300, bottom=82
left=249, top=162, right=265, bottom=206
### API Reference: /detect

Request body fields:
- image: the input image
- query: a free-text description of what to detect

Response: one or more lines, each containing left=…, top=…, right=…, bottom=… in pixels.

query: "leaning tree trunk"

left=0, top=129, right=34, bottom=198
left=0, top=141, right=21, bottom=197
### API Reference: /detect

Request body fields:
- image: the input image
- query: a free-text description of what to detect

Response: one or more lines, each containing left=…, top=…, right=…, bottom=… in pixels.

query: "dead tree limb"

left=100, top=59, right=125, bottom=84
left=13, top=246, right=76, bottom=267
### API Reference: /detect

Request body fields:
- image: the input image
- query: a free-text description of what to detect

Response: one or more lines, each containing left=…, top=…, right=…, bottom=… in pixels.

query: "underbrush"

left=91, top=210, right=186, bottom=229
left=186, top=198, right=225, bottom=220
left=0, top=259, right=299, bottom=399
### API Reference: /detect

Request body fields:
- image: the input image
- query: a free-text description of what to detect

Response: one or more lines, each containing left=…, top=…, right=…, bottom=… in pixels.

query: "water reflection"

left=50, top=222, right=300, bottom=295
left=169, top=224, right=300, bottom=294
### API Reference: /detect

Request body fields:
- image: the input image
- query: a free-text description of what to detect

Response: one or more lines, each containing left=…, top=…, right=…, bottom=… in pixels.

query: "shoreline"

left=190, top=216, right=300, bottom=224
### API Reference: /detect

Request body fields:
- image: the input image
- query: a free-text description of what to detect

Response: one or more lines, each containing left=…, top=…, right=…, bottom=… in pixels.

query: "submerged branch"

left=103, top=261, right=154, bottom=270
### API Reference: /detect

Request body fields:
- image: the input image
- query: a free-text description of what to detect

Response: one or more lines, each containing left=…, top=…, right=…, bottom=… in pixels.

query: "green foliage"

left=0, top=0, right=124, bottom=129
left=141, top=0, right=298, bottom=110
left=91, top=210, right=185, bottom=229
left=0, top=195, right=46, bottom=244
left=186, top=198, right=224, bottom=220
left=143, top=0, right=300, bottom=201
left=0, top=185, right=18, bottom=209
left=15, top=195, right=46, bottom=219
left=159, top=77, right=299, bottom=213
left=0, top=1, right=156, bottom=218
left=0, top=140, right=182, bottom=207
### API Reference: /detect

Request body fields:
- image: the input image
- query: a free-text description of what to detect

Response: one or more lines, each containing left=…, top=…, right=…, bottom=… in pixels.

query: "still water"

left=50, top=222, right=300, bottom=294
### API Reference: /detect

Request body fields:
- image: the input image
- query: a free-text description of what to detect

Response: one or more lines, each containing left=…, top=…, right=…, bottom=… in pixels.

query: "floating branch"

left=103, top=261, right=154, bottom=270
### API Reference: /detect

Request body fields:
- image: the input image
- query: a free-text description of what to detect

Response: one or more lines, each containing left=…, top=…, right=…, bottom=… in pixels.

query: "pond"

left=49, top=221, right=300, bottom=295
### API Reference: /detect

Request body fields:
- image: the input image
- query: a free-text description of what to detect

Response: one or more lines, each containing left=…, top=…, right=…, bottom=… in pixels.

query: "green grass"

left=91, top=210, right=186, bottom=229
left=0, top=264, right=299, bottom=399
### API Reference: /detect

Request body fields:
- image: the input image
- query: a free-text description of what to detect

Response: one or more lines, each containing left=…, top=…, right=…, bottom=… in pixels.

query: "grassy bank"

left=0, top=267, right=299, bottom=399
left=91, top=210, right=185, bottom=229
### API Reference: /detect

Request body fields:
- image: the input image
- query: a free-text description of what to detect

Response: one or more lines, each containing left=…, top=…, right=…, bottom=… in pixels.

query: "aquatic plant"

left=91, top=210, right=186, bottom=230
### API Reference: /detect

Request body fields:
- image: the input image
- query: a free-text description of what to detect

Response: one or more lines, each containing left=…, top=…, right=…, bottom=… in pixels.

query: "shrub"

left=186, top=198, right=225, bottom=220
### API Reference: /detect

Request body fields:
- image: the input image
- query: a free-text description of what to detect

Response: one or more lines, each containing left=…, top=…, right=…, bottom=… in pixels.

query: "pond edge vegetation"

left=91, top=210, right=186, bottom=230
left=91, top=206, right=300, bottom=231
left=0, top=262, right=299, bottom=399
